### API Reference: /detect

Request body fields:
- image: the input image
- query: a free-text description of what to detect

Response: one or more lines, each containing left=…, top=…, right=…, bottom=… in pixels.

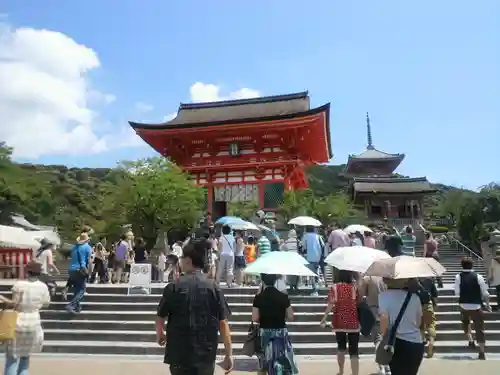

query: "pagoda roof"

left=344, top=113, right=404, bottom=174
left=130, top=91, right=315, bottom=130
left=348, top=147, right=405, bottom=161
left=130, top=91, right=333, bottom=160
left=352, top=177, right=437, bottom=194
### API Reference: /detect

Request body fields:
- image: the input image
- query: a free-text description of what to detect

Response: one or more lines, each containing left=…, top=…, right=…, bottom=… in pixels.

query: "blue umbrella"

left=215, top=216, right=245, bottom=225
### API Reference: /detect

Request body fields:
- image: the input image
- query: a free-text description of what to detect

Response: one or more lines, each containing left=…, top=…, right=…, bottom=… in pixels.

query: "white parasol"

left=364, top=256, right=446, bottom=279
left=244, top=251, right=316, bottom=276
left=229, top=221, right=260, bottom=231
left=344, top=224, right=373, bottom=234
left=325, top=246, right=391, bottom=273
left=288, top=216, right=322, bottom=227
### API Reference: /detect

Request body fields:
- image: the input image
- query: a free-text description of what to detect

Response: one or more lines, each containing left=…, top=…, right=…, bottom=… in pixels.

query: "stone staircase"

left=0, top=279, right=498, bottom=358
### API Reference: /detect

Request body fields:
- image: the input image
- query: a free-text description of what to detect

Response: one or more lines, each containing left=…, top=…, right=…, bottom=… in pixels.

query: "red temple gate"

left=130, top=92, right=332, bottom=217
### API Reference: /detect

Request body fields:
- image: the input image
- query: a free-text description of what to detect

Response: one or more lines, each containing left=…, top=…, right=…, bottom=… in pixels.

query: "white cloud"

left=134, top=101, right=154, bottom=113
left=0, top=22, right=112, bottom=158
left=189, top=82, right=260, bottom=103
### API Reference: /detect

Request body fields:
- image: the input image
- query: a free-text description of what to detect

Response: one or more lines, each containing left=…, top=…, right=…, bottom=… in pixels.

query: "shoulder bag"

left=375, top=292, right=412, bottom=365
left=242, top=322, right=261, bottom=356
left=77, top=246, right=89, bottom=276
left=0, top=291, right=23, bottom=342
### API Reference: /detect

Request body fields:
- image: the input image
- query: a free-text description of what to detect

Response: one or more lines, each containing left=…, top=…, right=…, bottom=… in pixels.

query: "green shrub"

left=427, top=225, right=449, bottom=234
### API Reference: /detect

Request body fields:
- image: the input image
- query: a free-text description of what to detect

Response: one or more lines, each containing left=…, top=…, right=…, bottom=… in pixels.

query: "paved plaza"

left=11, top=356, right=500, bottom=374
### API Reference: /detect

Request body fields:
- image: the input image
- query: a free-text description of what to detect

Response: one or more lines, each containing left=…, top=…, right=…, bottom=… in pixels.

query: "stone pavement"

left=11, top=357, right=500, bottom=374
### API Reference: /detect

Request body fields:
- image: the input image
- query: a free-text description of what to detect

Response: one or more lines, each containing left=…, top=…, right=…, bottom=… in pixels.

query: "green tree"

left=227, top=201, right=259, bottom=220
left=433, top=189, right=473, bottom=225
left=279, top=190, right=314, bottom=220
left=312, top=192, right=363, bottom=227
left=103, top=158, right=204, bottom=245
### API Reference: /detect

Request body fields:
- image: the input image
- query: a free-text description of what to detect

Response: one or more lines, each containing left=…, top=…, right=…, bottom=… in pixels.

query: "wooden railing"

left=0, top=248, right=33, bottom=279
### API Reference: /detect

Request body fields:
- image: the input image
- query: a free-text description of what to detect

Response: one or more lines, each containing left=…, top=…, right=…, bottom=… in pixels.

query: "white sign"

left=128, top=263, right=152, bottom=289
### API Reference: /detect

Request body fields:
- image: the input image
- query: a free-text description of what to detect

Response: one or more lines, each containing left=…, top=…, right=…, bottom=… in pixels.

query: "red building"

left=130, top=92, right=331, bottom=218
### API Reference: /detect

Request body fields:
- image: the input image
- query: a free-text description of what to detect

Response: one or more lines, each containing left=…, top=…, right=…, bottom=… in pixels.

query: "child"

left=244, top=237, right=257, bottom=285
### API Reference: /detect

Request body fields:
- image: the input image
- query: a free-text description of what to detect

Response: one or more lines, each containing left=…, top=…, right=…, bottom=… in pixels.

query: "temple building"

left=130, top=92, right=332, bottom=219
left=345, top=113, right=436, bottom=228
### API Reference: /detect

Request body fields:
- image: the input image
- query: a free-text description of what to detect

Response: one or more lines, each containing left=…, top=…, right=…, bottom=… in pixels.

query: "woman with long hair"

left=3, top=261, right=51, bottom=375
left=320, top=270, right=360, bottom=375
left=252, top=273, right=298, bottom=375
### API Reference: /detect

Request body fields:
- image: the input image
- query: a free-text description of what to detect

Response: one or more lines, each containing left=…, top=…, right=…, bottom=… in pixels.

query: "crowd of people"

left=0, top=221, right=499, bottom=375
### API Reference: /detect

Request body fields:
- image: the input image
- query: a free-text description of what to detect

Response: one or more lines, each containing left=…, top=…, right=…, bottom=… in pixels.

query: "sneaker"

left=65, top=305, right=77, bottom=314
left=468, top=341, right=476, bottom=349
left=478, top=352, right=486, bottom=360
left=378, top=367, right=386, bottom=375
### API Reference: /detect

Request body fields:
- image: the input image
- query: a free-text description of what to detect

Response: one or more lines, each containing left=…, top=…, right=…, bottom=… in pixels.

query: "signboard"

left=228, top=142, right=240, bottom=156
left=127, top=263, right=152, bottom=295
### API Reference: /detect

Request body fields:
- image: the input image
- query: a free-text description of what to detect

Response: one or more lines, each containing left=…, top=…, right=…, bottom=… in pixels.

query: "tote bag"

left=242, top=322, right=261, bottom=357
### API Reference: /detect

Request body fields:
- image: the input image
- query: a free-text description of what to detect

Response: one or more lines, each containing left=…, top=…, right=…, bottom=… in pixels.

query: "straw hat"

left=76, top=232, right=90, bottom=244
left=26, top=260, right=42, bottom=275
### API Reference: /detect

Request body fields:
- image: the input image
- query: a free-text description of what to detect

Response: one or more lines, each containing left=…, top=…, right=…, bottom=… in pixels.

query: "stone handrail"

left=419, top=224, right=483, bottom=260
left=449, top=236, right=484, bottom=260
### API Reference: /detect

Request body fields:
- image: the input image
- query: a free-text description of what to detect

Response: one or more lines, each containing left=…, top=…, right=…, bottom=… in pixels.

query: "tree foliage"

left=433, top=183, right=500, bottom=249
left=227, top=201, right=259, bottom=220
left=279, top=190, right=363, bottom=226
left=103, top=158, right=204, bottom=245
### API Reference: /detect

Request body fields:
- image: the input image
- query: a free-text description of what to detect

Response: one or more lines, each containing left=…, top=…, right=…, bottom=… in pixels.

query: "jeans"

left=4, top=355, right=29, bottom=375
left=67, top=270, right=86, bottom=312
left=307, top=262, right=319, bottom=292
left=216, top=254, right=234, bottom=286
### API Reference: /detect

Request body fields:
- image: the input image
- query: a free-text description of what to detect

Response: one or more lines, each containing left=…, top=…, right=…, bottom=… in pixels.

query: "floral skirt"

left=257, top=328, right=299, bottom=375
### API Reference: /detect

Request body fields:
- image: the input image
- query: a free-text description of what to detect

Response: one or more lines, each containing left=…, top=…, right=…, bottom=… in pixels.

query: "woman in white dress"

left=4, top=261, right=50, bottom=375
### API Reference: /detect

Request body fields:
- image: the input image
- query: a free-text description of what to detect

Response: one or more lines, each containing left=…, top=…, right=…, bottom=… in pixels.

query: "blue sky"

left=1, top=1, right=499, bottom=190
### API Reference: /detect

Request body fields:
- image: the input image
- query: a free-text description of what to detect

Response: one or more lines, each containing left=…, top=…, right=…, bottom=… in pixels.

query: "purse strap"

left=76, top=246, right=86, bottom=269
left=387, top=292, right=412, bottom=347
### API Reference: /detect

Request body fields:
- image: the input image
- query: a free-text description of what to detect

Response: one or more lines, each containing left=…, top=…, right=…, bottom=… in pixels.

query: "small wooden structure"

left=345, top=113, right=436, bottom=228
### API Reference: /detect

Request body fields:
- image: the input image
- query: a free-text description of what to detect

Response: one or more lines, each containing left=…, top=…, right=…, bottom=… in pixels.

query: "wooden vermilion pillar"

left=207, top=183, right=213, bottom=215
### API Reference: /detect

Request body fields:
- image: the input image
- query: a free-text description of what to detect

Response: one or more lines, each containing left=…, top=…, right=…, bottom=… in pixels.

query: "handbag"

left=77, top=246, right=89, bottom=276
left=0, top=291, right=23, bottom=342
left=357, top=299, right=376, bottom=337
left=242, top=322, right=261, bottom=357
left=375, top=292, right=412, bottom=365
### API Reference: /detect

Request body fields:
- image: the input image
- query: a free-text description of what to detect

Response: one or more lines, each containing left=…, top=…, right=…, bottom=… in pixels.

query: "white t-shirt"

left=171, top=244, right=183, bottom=257
left=220, top=234, right=235, bottom=256
left=158, top=253, right=167, bottom=271
left=36, top=249, right=51, bottom=274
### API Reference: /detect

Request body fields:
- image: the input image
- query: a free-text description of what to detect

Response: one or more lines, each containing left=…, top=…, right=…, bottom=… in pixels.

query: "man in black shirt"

left=156, top=239, right=233, bottom=375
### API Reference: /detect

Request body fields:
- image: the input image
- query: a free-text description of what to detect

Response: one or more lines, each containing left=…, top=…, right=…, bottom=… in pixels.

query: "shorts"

left=234, top=256, right=246, bottom=269
left=113, top=259, right=126, bottom=271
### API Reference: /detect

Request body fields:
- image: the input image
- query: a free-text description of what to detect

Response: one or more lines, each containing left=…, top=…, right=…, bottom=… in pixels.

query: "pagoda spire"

left=366, top=112, right=374, bottom=150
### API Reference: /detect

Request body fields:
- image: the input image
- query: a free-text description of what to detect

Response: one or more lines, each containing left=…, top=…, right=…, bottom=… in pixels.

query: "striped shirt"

left=257, top=236, right=271, bottom=257
left=400, top=234, right=416, bottom=256
left=283, top=237, right=298, bottom=252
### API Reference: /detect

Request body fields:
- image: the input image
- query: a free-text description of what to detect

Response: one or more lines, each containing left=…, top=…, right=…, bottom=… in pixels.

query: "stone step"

left=38, top=328, right=500, bottom=344
left=38, top=310, right=500, bottom=322
left=39, top=319, right=500, bottom=332
left=40, top=301, right=500, bottom=313
left=29, top=340, right=500, bottom=356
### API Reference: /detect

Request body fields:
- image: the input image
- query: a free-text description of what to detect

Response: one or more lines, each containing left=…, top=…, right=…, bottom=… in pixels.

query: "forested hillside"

left=1, top=141, right=481, bottom=241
